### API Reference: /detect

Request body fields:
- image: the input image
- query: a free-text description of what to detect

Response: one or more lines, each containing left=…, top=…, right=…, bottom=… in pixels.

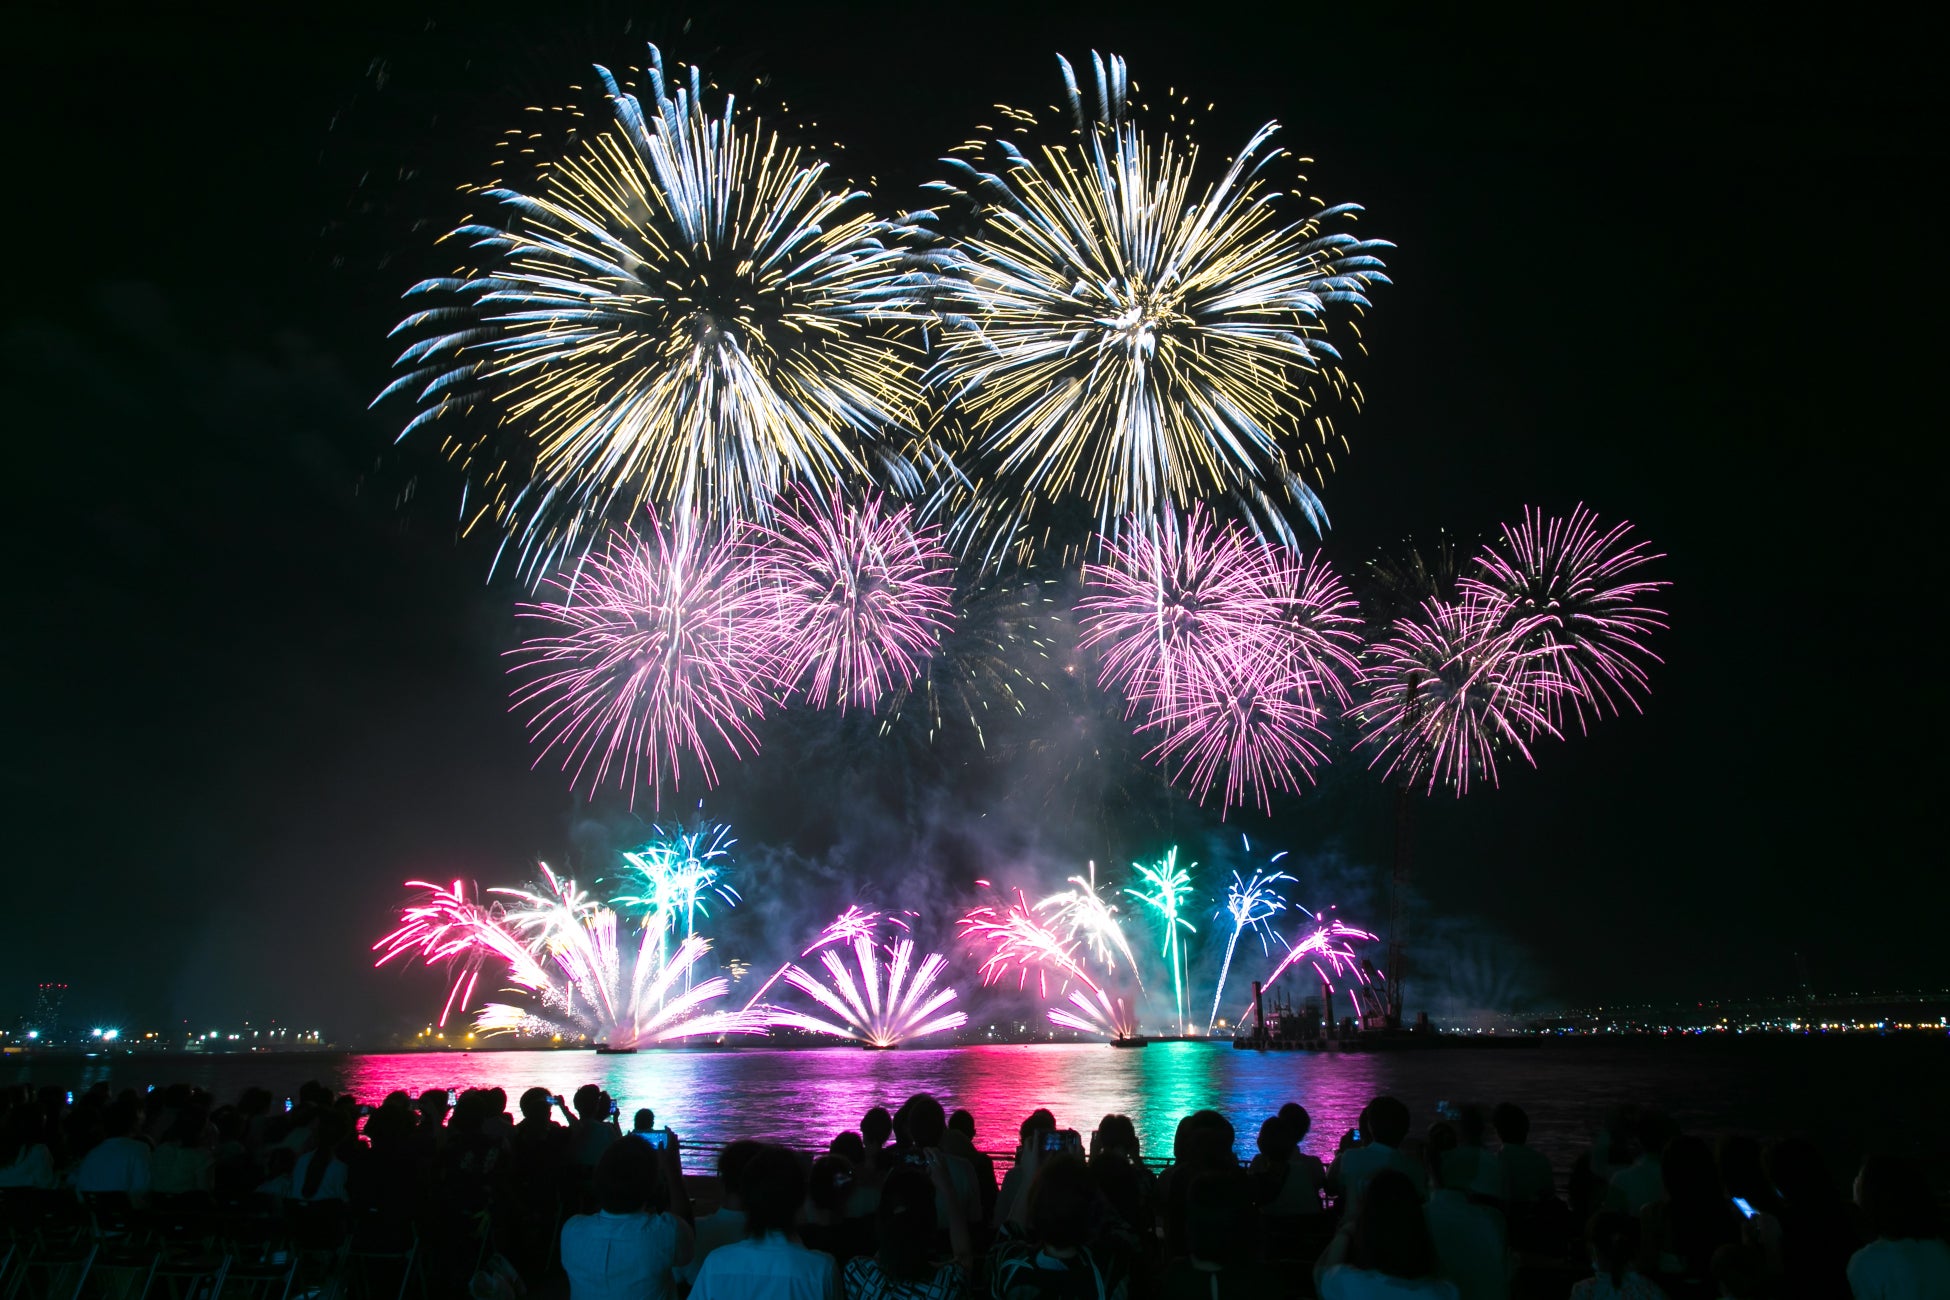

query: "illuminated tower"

left=31, top=982, right=67, bottom=1042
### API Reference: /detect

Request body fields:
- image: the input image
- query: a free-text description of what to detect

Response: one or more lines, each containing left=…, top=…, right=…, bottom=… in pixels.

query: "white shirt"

left=1424, top=1189, right=1508, bottom=1300
left=1846, top=1237, right=1950, bottom=1300
left=1607, top=1158, right=1663, bottom=1215
left=690, top=1233, right=836, bottom=1300
left=1489, top=1144, right=1554, bottom=1204
left=561, top=1210, right=690, bottom=1300
left=1329, top=1143, right=1428, bottom=1205
left=289, top=1152, right=348, bottom=1201
left=75, top=1136, right=151, bottom=1198
left=1263, top=1156, right=1327, bottom=1215
left=1318, top=1265, right=1460, bottom=1300
left=677, top=1207, right=748, bottom=1285
left=0, top=1145, right=55, bottom=1189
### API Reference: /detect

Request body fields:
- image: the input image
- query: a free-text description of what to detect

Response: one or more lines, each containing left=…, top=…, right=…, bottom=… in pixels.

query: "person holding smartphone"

left=561, top=1130, right=694, bottom=1300
left=844, top=1153, right=972, bottom=1299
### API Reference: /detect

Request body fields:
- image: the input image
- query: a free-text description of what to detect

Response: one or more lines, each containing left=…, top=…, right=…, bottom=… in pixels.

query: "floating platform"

left=1110, top=1036, right=1150, bottom=1049
left=593, top=1044, right=637, bottom=1055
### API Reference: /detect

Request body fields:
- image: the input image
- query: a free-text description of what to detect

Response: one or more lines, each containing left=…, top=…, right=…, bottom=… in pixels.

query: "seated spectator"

left=1846, top=1154, right=1950, bottom=1300
left=1422, top=1124, right=1508, bottom=1300
left=1766, top=1138, right=1863, bottom=1300
left=863, top=1107, right=896, bottom=1173
left=1638, top=1136, right=1739, bottom=1283
left=1710, top=1243, right=1765, bottom=1300
left=802, top=1154, right=876, bottom=1266
left=256, top=1147, right=297, bottom=1199
left=992, top=1151, right=1131, bottom=1300
left=1489, top=1104, right=1555, bottom=1206
left=898, top=1094, right=978, bottom=1224
left=681, top=1139, right=765, bottom=1284
left=1163, top=1169, right=1282, bottom=1298
left=1571, top=1213, right=1663, bottom=1300
left=1315, top=1169, right=1458, bottom=1299
left=1161, top=1110, right=1238, bottom=1257
left=569, top=1085, right=620, bottom=1168
left=691, top=1144, right=837, bottom=1300
left=290, top=1110, right=352, bottom=1202
left=631, top=1108, right=657, bottom=1139
left=1091, top=1114, right=1157, bottom=1233
left=561, top=1132, right=694, bottom=1300
left=1328, top=1097, right=1427, bottom=1207
left=844, top=1159, right=972, bottom=1299
left=150, top=1103, right=216, bottom=1196
left=1608, top=1112, right=1676, bottom=1216
left=946, top=1109, right=997, bottom=1226
left=0, top=1102, right=56, bottom=1189
left=1441, top=1108, right=1491, bottom=1196
left=1254, top=1114, right=1325, bottom=1216
left=994, top=1110, right=1057, bottom=1226
left=75, top=1097, right=151, bottom=1201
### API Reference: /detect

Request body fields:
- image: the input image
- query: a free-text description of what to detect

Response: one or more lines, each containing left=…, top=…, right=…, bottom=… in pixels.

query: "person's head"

left=594, top=1131, right=660, bottom=1214
left=1711, top=1243, right=1766, bottom=1299
left=874, top=1168, right=938, bottom=1281
left=519, top=1087, right=552, bottom=1124
left=302, top=1111, right=353, bottom=1197
left=1096, top=1114, right=1139, bottom=1160
left=830, top=1131, right=866, bottom=1165
left=948, top=1109, right=976, bottom=1141
left=717, top=1139, right=765, bottom=1210
left=738, top=1145, right=807, bottom=1238
left=163, top=1104, right=209, bottom=1149
left=1637, top=1109, right=1678, bottom=1162
left=1257, top=1116, right=1294, bottom=1165
left=807, top=1154, right=854, bottom=1218
left=861, top=1106, right=893, bottom=1148
left=297, top=1080, right=330, bottom=1108
left=1179, top=1109, right=1236, bottom=1172
left=1091, top=1153, right=1144, bottom=1229
left=1365, top=1096, right=1410, bottom=1149
left=1715, top=1135, right=1769, bottom=1203
left=364, top=1105, right=414, bottom=1152
left=903, top=1093, right=947, bottom=1149
left=1277, top=1103, right=1311, bottom=1145
left=1491, top=1102, right=1529, bottom=1146
left=238, top=1088, right=273, bottom=1118
left=1020, top=1108, right=1057, bottom=1149
left=103, top=1097, right=142, bottom=1139
left=1353, top=1170, right=1437, bottom=1278
left=416, top=1090, right=449, bottom=1126
left=573, top=1084, right=606, bottom=1122
left=632, top=1108, right=655, bottom=1135
left=1187, top=1170, right=1257, bottom=1265
left=1586, top=1211, right=1641, bottom=1286
left=1660, top=1135, right=1722, bottom=1209
left=1855, top=1153, right=1944, bottom=1241
left=1425, top=1122, right=1459, bottom=1188
left=1027, top=1154, right=1096, bottom=1251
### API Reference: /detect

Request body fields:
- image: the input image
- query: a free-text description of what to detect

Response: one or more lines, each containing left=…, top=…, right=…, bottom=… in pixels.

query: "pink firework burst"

left=1356, top=594, right=1564, bottom=796
left=747, top=489, right=956, bottom=712
left=1273, top=548, right=1366, bottom=708
left=957, top=887, right=1137, bottom=1038
left=1461, top=504, right=1668, bottom=732
left=1141, top=655, right=1331, bottom=815
left=508, top=513, right=774, bottom=804
left=1077, top=506, right=1291, bottom=719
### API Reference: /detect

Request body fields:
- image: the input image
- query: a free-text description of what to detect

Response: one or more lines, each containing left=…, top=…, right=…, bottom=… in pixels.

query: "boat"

left=1110, top=1035, right=1150, bottom=1048
left=593, top=1044, right=637, bottom=1055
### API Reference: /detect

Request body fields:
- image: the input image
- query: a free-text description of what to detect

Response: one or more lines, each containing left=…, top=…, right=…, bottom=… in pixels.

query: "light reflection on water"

left=20, top=1040, right=1944, bottom=1174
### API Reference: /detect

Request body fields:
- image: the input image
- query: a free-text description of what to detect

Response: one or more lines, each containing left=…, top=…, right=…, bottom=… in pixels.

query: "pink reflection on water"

left=339, top=1043, right=1386, bottom=1163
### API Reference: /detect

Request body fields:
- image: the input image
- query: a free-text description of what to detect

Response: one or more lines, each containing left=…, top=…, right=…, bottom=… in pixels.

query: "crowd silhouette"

left=1, top=1080, right=1943, bottom=1299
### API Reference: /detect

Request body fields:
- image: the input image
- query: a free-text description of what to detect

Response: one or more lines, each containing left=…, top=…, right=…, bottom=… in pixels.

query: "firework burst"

left=925, top=51, right=1390, bottom=564
left=958, top=887, right=1137, bottom=1038
left=770, top=927, right=967, bottom=1048
left=1248, top=913, right=1379, bottom=1017
left=1208, top=842, right=1294, bottom=1030
left=377, top=46, right=941, bottom=577
left=749, top=488, right=956, bottom=712
left=1354, top=594, right=1564, bottom=795
left=508, top=513, right=774, bottom=803
left=1127, top=848, right=1197, bottom=1035
left=1039, top=862, right=1142, bottom=979
left=1462, top=505, right=1667, bottom=732
left=375, top=867, right=763, bottom=1047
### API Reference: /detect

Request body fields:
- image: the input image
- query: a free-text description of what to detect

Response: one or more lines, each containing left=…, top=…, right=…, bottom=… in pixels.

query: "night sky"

left=9, top=1, right=1942, bottom=1033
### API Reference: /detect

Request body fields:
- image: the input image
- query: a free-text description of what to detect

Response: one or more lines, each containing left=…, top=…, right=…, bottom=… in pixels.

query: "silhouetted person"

left=1767, top=1138, right=1863, bottom=1300
left=1315, top=1168, right=1457, bottom=1299
left=1422, top=1123, right=1507, bottom=1300
left=681, top=1139, right=765, bottom=1284
left=1639, top=1136, right=1739, bottom=1284
left=844, top=1160, right=972, bottom=1299
left=691, top=1144, right=836, bottom=1300
left=946, top=1109, right=996, bottom=1225
left=1163, top=1169, right=1281, bottom=1298
left=1571, top=1213, right=1663, bottom=1300
left=561, top=1131, right=693, bottom=1300
left=801, top=1154, right=874, bottom=1266
left=1328, top=1096, right=1426, bottom=1207
left=1490, top=1104, right=1554, bottom=1206
left=1847, top=1154, right=1950, bottom=1300
left=0, top=1103, right=55, bottom=1189
left=992, top=1152, right=1131, bottom=1300
left=995, top=1109, right=1057, bottom=1225
left=1609, top=1112, right=1677, bottom=1215
left=75, top=1096, right=151, bottom=1202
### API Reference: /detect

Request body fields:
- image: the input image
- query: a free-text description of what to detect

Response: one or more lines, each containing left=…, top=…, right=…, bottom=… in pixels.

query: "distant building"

left=29, top=982, right=67, bottom=1042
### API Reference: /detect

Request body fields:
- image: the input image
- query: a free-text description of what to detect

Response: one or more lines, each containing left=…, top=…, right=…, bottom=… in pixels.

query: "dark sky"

left=8, top=1, right=1942, bottom=1033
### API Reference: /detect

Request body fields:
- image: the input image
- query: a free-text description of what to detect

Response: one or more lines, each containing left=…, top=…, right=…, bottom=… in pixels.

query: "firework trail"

left=1207, top=841, right=1294, bottom=1030
left=1140, top=656, right=1332, bottom=815
left=748, top=488, right=956, bottom=712
left=924, top=51, right=1390, bottom=565
left=1461, top=505, right=1667, bottom=733
left=1354, top=594, right=1565, bottom=795
left=958, top=887, right=1137, bottom=1038
left=770, top=926, right=967, bottom=1048
left=375, top=867, right=764, bottom=1047
left=1039, top=862, right=1142, bottom=981
left=617, top=822, right=739, bottom=995
left=508, top=514, right=774, bottom=804
left=1243, top=912, right=1379, bottom=1020
left=739, top=905, right=912, bottom=1011
left=1127, top=848, right=1198, bottom=1035
left=377, top=45, right=943, bottom=577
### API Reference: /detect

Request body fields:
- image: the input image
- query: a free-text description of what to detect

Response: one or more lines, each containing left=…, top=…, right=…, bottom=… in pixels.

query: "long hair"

left=302, top=1111, right=352, bottom=1199
left=1352, top=1170, right=1436, bottom=1279
left=874, top=1168, right=937, bottom=1282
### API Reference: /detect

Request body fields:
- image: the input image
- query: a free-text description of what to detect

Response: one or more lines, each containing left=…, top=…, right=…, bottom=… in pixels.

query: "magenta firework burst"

left=508, top=514, right=774, bottom=803
left=1356, top=595, right=1561, bottom=795
left=771, top=929, right=967, bottom=1048
left=749, top=489, right=955, bottom=712
left=1462, top=505, right=1668, bottom=731
left=1142, top=659, right=1331, bottom=814
left=958, top=887, right=1138, bottom=1038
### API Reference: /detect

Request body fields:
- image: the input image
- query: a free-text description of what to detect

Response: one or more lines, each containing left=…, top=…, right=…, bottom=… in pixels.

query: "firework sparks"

left=925, top=51, right=1390, bottom=564
left=508, top=514, right=774, bottom=804
left=1462, top=505, right=1668, bottom=733
left=1208, top=841, right=1294, bottom=1030
left=770, top=929, right=967, bottom=1048
left=749, top=488, right=956, bottom=712
left=958, top=887, right=1137, bottom=1038
left=1039, top=861, right=1142, bottom=980
left=377, top=46, right=941, bottom=577
left=375, top=866, right=764, bottom=1047
left=1354, top=594, right=1564, bottom=796
left=1127, top=848, right=1198, bottom=1035
left=617, top=822, right=740, bottom=996
left=1246, top=913, right=1379, bottom=1019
